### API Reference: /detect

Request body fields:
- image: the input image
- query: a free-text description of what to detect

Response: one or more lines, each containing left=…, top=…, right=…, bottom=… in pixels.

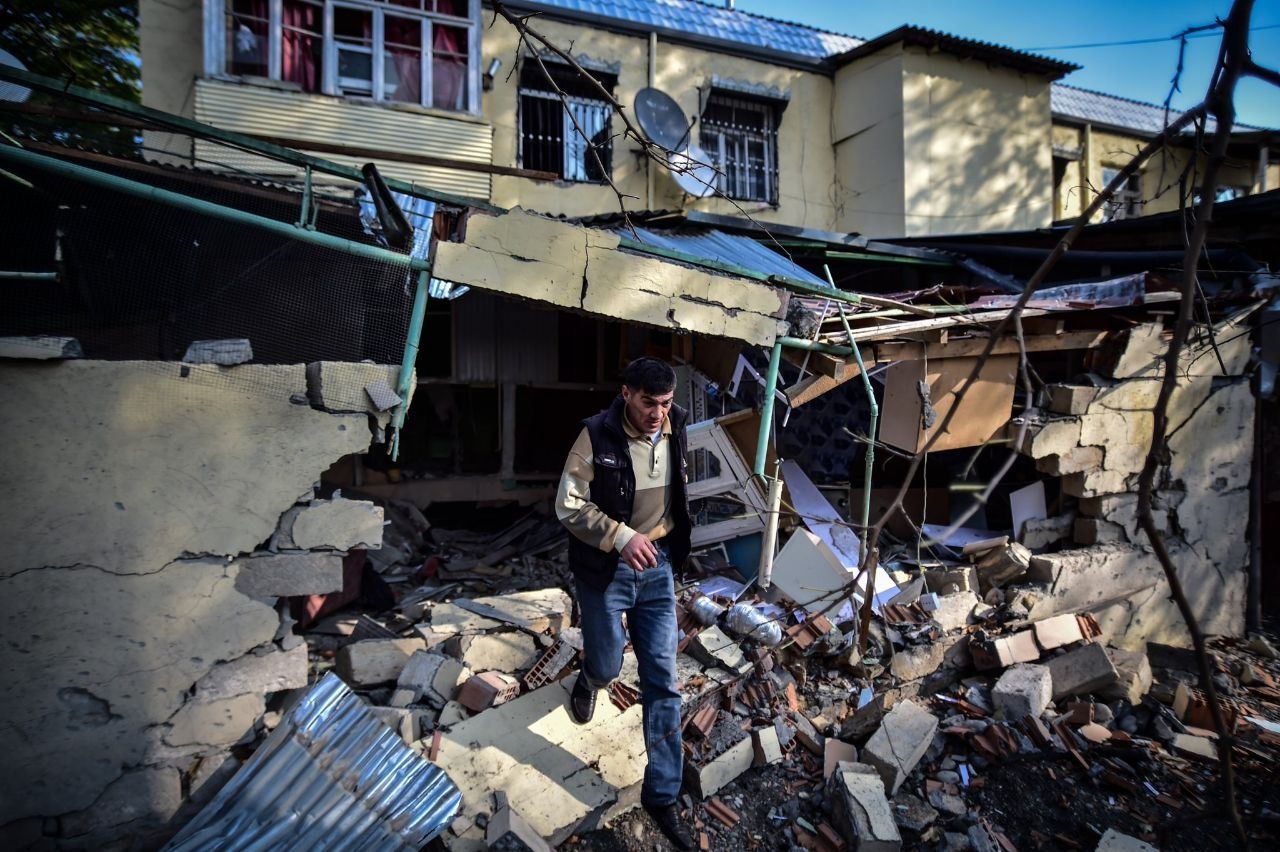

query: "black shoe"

left=643, top=801, right=695, bottom=851
left=569, top=672, right=596, bottom=724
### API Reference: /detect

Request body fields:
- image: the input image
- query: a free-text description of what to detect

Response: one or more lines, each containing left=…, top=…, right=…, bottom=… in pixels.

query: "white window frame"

left=516, top=60, right=616, bottom=183
left=203, top=0, right=480, bottom=114
left=700, top=91, right=780, bottom=204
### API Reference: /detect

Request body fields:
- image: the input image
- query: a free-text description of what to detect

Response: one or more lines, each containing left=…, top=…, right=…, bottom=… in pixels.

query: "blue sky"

left=735, top=0, right=1279, bottom=128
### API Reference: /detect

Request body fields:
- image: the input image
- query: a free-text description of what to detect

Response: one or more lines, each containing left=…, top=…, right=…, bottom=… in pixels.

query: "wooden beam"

left=826, top=307, right=1052, bottom=345
left=781, top=346, right=849, bottom=380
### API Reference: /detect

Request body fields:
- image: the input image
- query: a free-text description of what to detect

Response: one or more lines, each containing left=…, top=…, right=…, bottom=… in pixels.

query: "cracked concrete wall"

left=0, top=360, right=388, bottom=848
left=1017, top=309, right=1257, bottom=648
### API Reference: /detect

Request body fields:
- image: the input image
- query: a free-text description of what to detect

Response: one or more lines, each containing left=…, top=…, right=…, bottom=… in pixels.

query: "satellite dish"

left=668, top=144, right=717, bottom=199
left=634, top=87, right=690, bottom=151
left=0, top=49, right=31, bottom=103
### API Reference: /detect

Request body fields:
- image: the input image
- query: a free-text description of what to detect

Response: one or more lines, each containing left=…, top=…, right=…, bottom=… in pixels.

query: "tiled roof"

left=501, top=0, right=860, bottom=65
left=1050, top=83, right=1272, bottom=134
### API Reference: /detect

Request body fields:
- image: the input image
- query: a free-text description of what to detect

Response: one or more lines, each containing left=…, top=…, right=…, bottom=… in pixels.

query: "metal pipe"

left=390, top=269, right=431, bottom=462
left=0, top=144, right=429, bottom=271
left=756, top=461, right=784, bottom=589
left=777, top=335, right=854, bottom=356
left=828, top=265, right=878, bottom=562
left=0, top=271, right=57, bottom=280
left=754, top=340, right=783, bottom=476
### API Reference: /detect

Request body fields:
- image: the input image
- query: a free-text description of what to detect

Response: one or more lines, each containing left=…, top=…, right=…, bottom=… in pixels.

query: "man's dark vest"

left=566, top=394, right=692, bottom=592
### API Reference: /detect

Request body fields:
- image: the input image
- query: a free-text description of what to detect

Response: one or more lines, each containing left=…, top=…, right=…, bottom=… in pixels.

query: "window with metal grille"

left=518, top=62, right=616, bottom=183
left=700, top=92, right=779, bottom=203
left=1101, top=167, right=1143, bottom=221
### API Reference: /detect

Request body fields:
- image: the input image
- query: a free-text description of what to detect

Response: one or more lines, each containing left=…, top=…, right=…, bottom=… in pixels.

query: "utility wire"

left=1023, top=21, right=1278, bottom=51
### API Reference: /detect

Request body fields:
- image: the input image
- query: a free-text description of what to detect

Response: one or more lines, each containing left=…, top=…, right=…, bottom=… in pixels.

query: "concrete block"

left=1073, top=517, right=1128, bottom=545
left=689, top=625, right=751, bottom=675
left=194, top=643, right=308, bottom=702
left=828, top=763, right=902, bottom=852
left=486, top=803, right=553, bottom=852
left=370, top=706, right=418, bottom=744
left=1035, top=445, right=1104, bottom=476
left=1018, top=416, right=1081, bottom=459
left=1032, top=614, right=1084, bottom=652
left=971, top=630, right=1040, bottom=670
left=753, top=725, right=784, bottom=766
left=233, top=551, right=345, bottom=598
left=390, top=650, right=469, bottom=709
left=890, top=643, right=946, bottom=682
left=1044, top=384, right=1100, bottom=415
left=335, top=637, right=426, bottom=686
left=863, top=699, right=939, bottom=795
left=930, top=591, right=980, bottom=633
left=1022, top=514, right=1075, bottom=550
left=1100, top=646, right=1153, bottom=704
left=0, top=335, right=83, bottom=359
left=687, top=733, right=755, bottom=799
left=291, top=498, right=384, bottom=550
left=448, top=632, right=539, bottom=676
left=992, top=664, right=1053, bottom=720
left=771, top=529, right=857, bottom=618
left=1096, top=828, right=1160, bottom=852
left=183, top=338, right=253, bottom=365
left=1045, top=642, right=1118, bottom=700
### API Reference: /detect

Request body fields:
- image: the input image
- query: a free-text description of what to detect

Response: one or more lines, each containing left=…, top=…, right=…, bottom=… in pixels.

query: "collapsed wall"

left=1015, top=310, right=1256, bottom=648
left=0, top=359, right=396, bottom=849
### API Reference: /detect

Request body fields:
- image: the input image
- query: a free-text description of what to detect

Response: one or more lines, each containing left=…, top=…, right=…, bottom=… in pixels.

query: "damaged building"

left=1, top=0, right=1279, bottom=850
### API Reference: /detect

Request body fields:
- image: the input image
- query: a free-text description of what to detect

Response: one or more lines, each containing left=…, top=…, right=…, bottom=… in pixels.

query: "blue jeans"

left=575, top=545, right=684, bottom=806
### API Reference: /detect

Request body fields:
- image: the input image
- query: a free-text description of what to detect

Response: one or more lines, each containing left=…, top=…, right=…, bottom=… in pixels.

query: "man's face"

left=621, top=385, right=674, bottom=435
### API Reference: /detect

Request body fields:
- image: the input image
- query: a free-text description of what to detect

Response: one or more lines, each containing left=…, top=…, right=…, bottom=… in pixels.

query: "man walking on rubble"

left=555, top=356, right=695, bottom=851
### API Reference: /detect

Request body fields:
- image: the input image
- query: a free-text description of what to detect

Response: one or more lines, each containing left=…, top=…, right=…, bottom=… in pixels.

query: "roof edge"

left=833, top=25, right=1078, bottom=80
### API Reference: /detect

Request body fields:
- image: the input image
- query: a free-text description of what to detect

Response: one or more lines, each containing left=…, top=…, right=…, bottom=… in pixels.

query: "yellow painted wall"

left=139, top=0, right=203, bottom=159
left=482, top=15, right=840, bottom=229
left=831, top=47, right=907, bottom=237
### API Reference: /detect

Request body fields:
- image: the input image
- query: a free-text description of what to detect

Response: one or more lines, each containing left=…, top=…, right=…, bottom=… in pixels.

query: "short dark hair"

left=621, top=357, right=676, bottom=395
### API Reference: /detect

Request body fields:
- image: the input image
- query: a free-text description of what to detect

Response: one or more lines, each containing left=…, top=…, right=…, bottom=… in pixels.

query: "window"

left=1101, top=167, right=1143, bottom=221
left=700, top=92, right=779, bottom=203
left=214, top=0, right=477, bottom=112
left=518, top=61, right=616, bottom=182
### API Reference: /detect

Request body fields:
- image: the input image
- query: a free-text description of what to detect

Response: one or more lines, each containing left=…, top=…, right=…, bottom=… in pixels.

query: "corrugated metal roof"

left=1051, top=83, right=1272, bottom=135
left=617, top=225, right=831, bottom=287
left=164, top=673, right=462, bottom=851
left=832, top=25, right=1077, bottom=79
left=503, top=0, right=860, bottom=65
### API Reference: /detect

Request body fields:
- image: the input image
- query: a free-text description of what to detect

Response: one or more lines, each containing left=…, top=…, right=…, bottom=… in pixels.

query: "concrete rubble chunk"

left=335, top=637, right=426, bottom=687
left=363, top=378, right=402, bottom=412
left=1171, top=733, right=1217, bottom=761
left=975, top=542, right=1031, bottom=593
left=452, top=588, right=572, bottom=634
left=828, top=762, right=903, bottom=851
left=891, top=792, right=938, bottom=833
left=486, top=802, right=554, bottom=852
left=753, top=724, right=784, bottom=765
left=1036, top=445, right=1104, bottom=476
left=0, top=335, right=83, bottom=360
left=1022, top=513, right=1075, bottom=550
left=426, top=602, right=505, bottom=636
left=306, top=361, right=405, bottom=425
left=182, top=338, right=253, bottom=365
left=1096, top=828, right=1160, bottom=852
left=447, top=632, right=539, bottom=676
left=690, top=625, right=752, bottom=675
left=1045, top=642, right=1119, bottom=700
left=389, top=650, right=468, bottom=709
left=233, top=551, right=345, bottom=598
left=1073, top=517, right=1127, bottom=545
left=931, top=591, right=980, bottom=633
left=688, top=733, right=755, bottom=799
left=992, top=664, right=1053, bottom=720
left=924, top=565, right=980, bottom=596
left=1045, top=383, right=1100, bottom=416
left=890, top=643, right=947, bottom=682
left=863, top=699, right=939, bottom=795
left=1033, top=613, right=1085, bottom=652
left=165, top=693, right=263, bottom=747
left=1100, top=646, right=1153, bottom=704
left=1018, top=416, right=1082, bottom=459
left=370, top=706, right=418, bottom=744
left=188, top=752, right=240, bottom=806
left=194, top=643, right=309, bottom=702
left=291, top=498, right=385, bottom=550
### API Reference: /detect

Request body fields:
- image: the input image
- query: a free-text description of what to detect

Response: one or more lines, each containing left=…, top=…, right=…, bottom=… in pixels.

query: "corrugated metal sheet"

left=506, top=0, right=859, bottom=63
left=617, top=225, right=830, bottom=287
left=194, top=79, right=492, bottom=199
left=164, top=673, right=462, bottom=852
left=1050, top=83, right=1270, bottom=135
left=452, top=290, right=497, bottom=383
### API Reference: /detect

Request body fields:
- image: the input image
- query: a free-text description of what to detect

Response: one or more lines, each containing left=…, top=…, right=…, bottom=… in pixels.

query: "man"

left=555, top=357, right=695, bottom=851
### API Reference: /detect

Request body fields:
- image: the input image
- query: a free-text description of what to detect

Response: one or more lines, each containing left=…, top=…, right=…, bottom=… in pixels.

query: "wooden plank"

left=782, top=346, right=849, bottom=380
left=832, top=307, right=1050, bottom=345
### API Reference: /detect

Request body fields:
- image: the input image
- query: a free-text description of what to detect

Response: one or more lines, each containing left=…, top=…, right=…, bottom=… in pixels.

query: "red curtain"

left=282, top=1, right=322, bottom=92
left=432, top=25, right=467, bottom=110
left=385, top=16, right=422, bottom=104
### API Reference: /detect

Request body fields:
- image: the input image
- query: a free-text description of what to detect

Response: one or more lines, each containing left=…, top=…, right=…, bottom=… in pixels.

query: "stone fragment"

left=233, top=551, right=345, bottom=598
left=389, top=650, right=469, bottom=709
left=930, top=591, right=980, bottom=632
left=183, top=339, right=253, bottom=365
left=0, top=335, right=83, bottom=359
left=291, top=498, right=384, bottom=550
left=891, top=792, right=938, bottom=833
left=1032, top=613, right=1085, bottom=652
left=828, top=762, right=902, bottom=851
left=890, top=643, right=947, bottom=682
left=992, top=664, right=1053, bottom=720
left=863, top=699, right=939, bottom=795
left=335, top=637, right=426, bottom=686
left=1096, top=828, right=1160, bottom=852
left=447, top=632, right=539, bottom=675
left=486, top=802, right=554, bottom=852
left=1044, top=642, right=1119, bottom=700
left=1100, top=646, right=1153, bottom=704
left=165, top=693, right=263, bottom=747
left=1044, top=384, right=1100, bottom=416
left=689, top=625, right=751, bottom=675
left=194, top=643, right=309, bottom=702
left=688, top=734, right=755, bottom=799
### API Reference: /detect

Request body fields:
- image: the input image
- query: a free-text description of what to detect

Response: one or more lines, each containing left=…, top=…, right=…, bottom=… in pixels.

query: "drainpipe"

left=647, top=31, right=657, bottom=209
left=1258, top=145, right=1270, bottom=194
left=390, top=269, right=430, bottom=461
left=1082, top=123, right=1094, bottom=221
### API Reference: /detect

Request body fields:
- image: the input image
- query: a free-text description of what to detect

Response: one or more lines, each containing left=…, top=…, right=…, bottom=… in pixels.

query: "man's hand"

left=619, top=532, right=659, bottom=571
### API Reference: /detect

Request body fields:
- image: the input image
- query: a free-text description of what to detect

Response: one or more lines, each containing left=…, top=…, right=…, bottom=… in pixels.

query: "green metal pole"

left=0, top=271, right=58, bottom=280
left=0, top=144, right=428, bottom=271
left=776, top=335, right=854, bottom=357
left=827, top=266, right=878, bottom=562
left=754, top=340, right=784, bottom=477
left=390, top=269, right=430, bottom=461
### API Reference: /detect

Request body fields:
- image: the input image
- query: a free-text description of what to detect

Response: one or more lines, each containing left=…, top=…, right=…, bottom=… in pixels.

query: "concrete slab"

left=335, top=637, right=427, bottom=686
left=233, top=551, right=345, bottom=598
left=194, top=643, right=309, bottom=702
left=828, top=763, right=903, bottom=851
left=863, top=699, right=939, bottom=795
left=291, top=498, right=384, bottom=550
left=454, top=589, right=571, bottom=635
left=433, top=675, right=647, bottom=849
left=448, top=632, right=539, bottom=676
left=1096, top=828, right=1160, bottom=852
left=390, top=651, right=469, bottom=709
left=1033, top=614, right=1085, bottom=652
left=992, top=664, right=1053, bottom=720
left=1045, top=642, right=1118, bottom=701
